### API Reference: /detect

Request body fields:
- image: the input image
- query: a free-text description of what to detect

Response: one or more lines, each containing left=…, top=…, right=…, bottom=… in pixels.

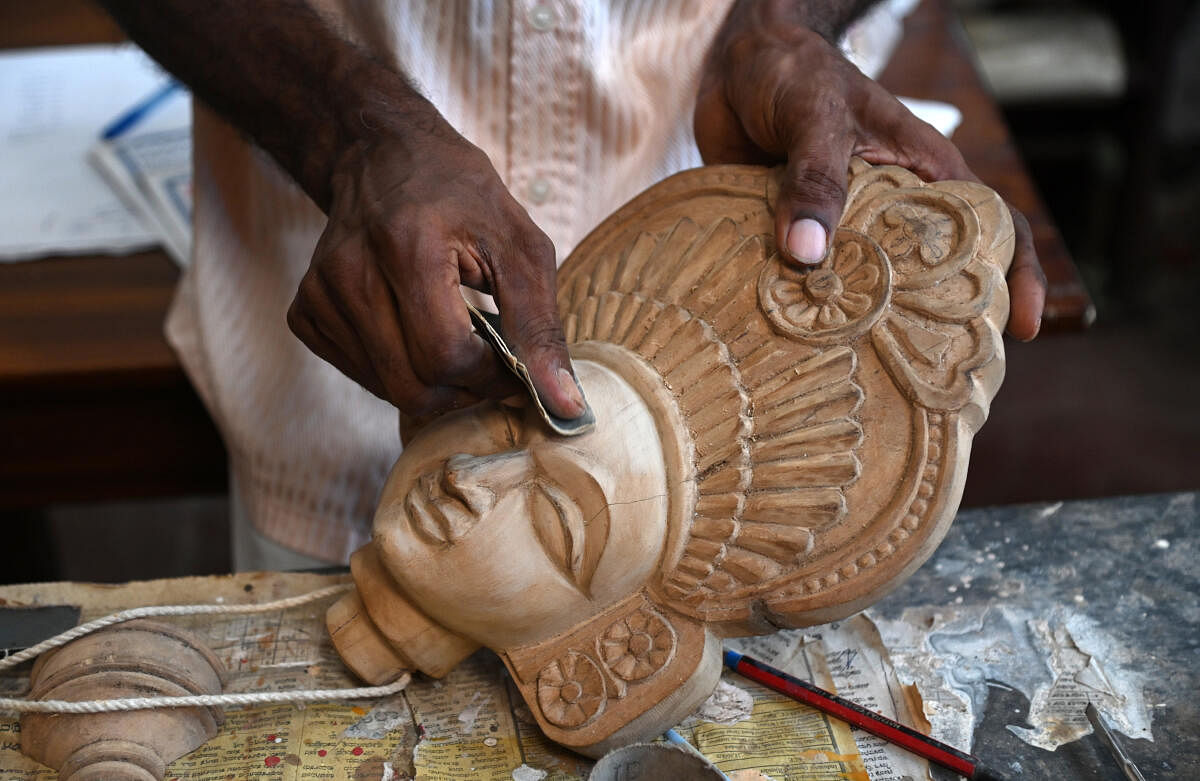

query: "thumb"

left=492, top=232, right=586, bottom=421
left=774, top=127, right=853, bottom=266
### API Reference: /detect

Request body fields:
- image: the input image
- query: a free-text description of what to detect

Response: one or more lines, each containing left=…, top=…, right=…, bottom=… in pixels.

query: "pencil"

left=723, top=648, right=1008, bottom=781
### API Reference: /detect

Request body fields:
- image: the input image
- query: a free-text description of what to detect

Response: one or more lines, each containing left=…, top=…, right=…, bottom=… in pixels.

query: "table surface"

left=0, top=0, right=1094, bottom=507
left=2, top=496, right=1188, bottom=778
left=875, top=491, right=1197, bottom=780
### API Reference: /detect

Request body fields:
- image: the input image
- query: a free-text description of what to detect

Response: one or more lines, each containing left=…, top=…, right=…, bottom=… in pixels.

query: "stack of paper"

left=90, top=84, right=192, bottom=266
left=0, top=44, right=191, bottom=264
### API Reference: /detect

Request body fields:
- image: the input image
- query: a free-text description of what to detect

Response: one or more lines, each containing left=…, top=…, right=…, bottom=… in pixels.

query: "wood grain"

left=0, top=0, right=124, bottom=49
left=21, top=619, right=225, bottom=780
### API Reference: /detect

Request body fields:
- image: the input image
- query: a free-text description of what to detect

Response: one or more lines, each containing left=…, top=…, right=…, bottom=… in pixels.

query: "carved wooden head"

left=327, top=160, right=1014, bottom=755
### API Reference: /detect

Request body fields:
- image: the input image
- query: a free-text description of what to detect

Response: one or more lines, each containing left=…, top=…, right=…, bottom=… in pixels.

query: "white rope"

left=0, top=582, right=353, bottom=671
left=0, top=582, right=415, bottom=715
left=0, top=674, right=410, bottom=714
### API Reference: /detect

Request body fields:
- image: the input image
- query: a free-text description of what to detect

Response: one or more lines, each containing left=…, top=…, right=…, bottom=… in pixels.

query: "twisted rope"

left=0, top=674, right=410, bottom=714
left=0, top=582, right=353, bottom=671
left=0, top=582, right=414, bottom=715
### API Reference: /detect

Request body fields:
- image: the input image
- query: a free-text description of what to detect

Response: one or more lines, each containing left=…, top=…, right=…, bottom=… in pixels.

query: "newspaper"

left=0, top=45, right=170, bottom=261
left=0, top=574, right=931, bottom=780
left=875, top=605, right=1153, bottom=754
left=723, top=617, right=932, bottom=781
left=90, top=122, right=193, bottom=267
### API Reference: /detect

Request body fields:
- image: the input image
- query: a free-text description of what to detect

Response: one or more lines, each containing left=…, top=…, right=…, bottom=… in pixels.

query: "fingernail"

left=787, top=218, right=828, bottom=264
left=556, top=367, right=586, bottom=418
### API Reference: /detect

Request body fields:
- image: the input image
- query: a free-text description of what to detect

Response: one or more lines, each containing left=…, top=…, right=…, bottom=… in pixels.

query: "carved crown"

left=329, top=161, right=1015, bottom=757
left=556, top=159, right=1013, bottom=635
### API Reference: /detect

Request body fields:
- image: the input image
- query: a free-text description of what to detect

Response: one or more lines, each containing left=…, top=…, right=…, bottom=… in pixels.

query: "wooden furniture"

left=0, top=2, right=228, bottom=509
left=329, top=160, right=1015, bottom=755
left=0, top=0, right=1091, bottom=510
left=0, top=254, right=227, bottom=507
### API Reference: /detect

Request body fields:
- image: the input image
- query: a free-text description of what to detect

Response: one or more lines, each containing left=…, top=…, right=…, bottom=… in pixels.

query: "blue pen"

left=101, top=80, right=182, bottom=140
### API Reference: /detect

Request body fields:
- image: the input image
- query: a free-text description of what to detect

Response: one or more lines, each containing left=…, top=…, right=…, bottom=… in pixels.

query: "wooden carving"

left=21, top=620, right=226, bottom=781
left=327, top=160, right=1014, bottom=756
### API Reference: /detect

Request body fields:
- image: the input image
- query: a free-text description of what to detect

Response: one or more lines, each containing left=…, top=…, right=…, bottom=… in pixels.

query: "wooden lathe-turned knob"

left=20, top=619, right=227, bottom=781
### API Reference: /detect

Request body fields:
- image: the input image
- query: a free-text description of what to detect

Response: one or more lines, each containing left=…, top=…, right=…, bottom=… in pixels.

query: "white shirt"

left=168, top=0, right=734, bottom=563
left=167, top=0, right=912, bottom=564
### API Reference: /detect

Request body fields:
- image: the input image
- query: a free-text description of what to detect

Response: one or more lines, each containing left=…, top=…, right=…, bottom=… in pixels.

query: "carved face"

left=330, top=162, right=1016, bottom=757
left=373, top=358, right=670, bottom=650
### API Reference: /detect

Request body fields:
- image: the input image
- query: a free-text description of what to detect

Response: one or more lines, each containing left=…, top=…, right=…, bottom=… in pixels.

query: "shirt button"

left=528, top=4, right=556, bottom=31
left=528, top=178, right=551, bottom=204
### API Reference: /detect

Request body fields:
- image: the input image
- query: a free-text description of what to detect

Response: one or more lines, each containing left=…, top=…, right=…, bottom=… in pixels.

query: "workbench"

left=2, top=493, right=1192, bottom=779
left=872, top=491, right=1197, bottom=780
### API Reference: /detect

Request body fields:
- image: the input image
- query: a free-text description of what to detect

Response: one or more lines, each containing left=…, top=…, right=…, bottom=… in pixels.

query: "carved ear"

left=932, top=180, right=1016, bottom=277
left=760, top=171, right=1009, bottom=418
left=553, top=162, right=1013, bottom=638
left=843, top=175, right=1010, bottom=422
left=844, top=186, right=982, bottom=289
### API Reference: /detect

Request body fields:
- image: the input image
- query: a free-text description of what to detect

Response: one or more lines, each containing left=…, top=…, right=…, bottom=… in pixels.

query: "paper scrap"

left=726, top=616, right=932, bottom=781
left=820, top=617, right=933, bottom=781
left=344, top=695, right=411, bottom=741
left=873, top=605, right=1152, bottom=753
left=696, top=680, right=755, bottom=726
left=511, top=765, right=548, bottom=781
left=457, top=692, right=490, bottom=734
left=1010, top=611, right=1153, bottom=750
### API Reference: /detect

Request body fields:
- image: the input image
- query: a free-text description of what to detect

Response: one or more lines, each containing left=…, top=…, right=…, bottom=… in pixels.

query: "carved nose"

left=442, top=451, right=533, bottom=515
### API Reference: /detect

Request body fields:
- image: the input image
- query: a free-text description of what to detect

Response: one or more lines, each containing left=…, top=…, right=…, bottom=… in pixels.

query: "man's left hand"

left=695, top=2, right=1045, bottom=340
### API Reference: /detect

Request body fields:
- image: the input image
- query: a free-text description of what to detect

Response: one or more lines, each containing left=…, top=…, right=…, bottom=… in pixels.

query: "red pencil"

left=723, top=648, right=1007, bottom=781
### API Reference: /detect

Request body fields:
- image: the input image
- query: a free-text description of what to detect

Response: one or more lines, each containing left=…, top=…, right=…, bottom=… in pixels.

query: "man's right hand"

left=96, top=0, right=583, bottom=420
left=287, top=114, right=585, bottom=419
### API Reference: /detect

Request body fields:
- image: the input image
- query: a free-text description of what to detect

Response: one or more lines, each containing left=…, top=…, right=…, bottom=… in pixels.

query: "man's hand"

left=288, top=108, right=584, bottom=418
left=97, top=0, right=584, bottom=418
left=695, top=0, right=1046, bottom=339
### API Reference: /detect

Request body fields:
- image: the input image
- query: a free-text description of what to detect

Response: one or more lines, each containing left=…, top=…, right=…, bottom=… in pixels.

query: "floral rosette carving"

left=881, top=202, right=956, bottom=268
left=536, top=651, right=606, bottom=729
left=598, top=608, right=676, bottom=682
left=851, top=188, right=980, bottom=290
left=758, top=230, right=891, bottom=346
left=761, top=162, right=1011, bottom=417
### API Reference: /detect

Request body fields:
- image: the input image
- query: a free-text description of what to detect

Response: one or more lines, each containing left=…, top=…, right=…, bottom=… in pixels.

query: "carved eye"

left=529, top=480, right=588, bottom=585
left=528, top=448, right=612, bottom=597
